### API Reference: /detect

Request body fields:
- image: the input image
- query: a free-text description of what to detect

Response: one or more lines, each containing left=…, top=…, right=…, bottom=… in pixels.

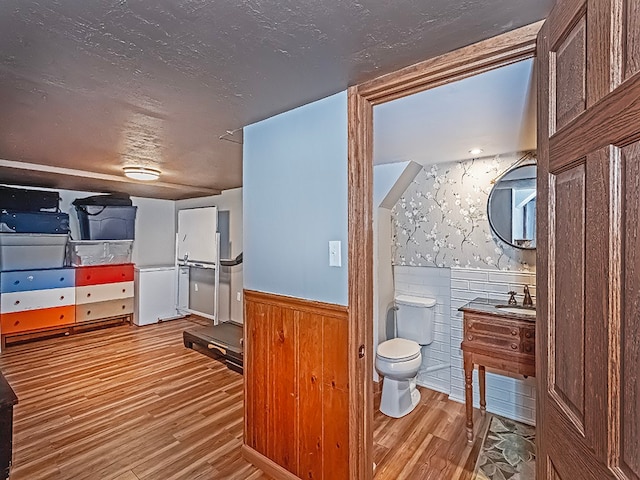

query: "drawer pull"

left=525, top=331, right=532, bottom=338
left=87, top=275, right=91, bottom=280
left=60, top=296, right=65, bottom=300
left=60, top=277, right=65, bottom=282
left=87, top=310, right=91, bottom=315
left=14, top=300, right=20, bottom=305
left=13, top=280, right=19, bottom=285
left=467, top=334, right=473, bottom=341
left=87, top=293, right=91, bottom=297
left=122, top=305, right=126, bottom=309
left=511, top=343, right=518, bottom=350
left=27, top=276, right=34, bottom=281
left=60, top=314, right=64, bottom=320
left=511, top=329, right=518, bottom=336
left=122, top=288, right=126, bottom=293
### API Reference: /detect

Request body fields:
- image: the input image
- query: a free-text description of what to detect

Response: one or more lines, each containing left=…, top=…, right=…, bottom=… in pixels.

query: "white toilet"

left=376, top=294, right=436, bottom=418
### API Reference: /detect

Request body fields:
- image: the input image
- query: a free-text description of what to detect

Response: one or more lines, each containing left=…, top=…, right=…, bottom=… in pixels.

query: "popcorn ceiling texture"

left=392, top=153, right=536, bottom=272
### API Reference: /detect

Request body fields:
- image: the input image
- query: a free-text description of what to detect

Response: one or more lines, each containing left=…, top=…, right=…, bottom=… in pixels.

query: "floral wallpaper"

left=392, top=153, right=536, bottom=271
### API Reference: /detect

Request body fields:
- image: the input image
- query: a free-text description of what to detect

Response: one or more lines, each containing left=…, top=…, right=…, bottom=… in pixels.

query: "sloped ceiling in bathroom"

left=374, top=59, right=537, bottom=166
left=0, top=1, right=551, bottom=199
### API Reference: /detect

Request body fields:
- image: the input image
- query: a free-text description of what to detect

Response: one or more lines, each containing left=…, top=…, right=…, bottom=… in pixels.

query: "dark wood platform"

left=183, top=321, right=244, bottom=374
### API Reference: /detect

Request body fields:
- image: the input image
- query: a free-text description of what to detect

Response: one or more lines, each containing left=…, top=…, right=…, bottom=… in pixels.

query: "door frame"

left=347, top=20, right=544, bottom=479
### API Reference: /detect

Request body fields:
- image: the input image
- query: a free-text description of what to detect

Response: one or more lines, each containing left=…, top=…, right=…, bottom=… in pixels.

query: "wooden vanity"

left=459, top=298, right=535, bottom=442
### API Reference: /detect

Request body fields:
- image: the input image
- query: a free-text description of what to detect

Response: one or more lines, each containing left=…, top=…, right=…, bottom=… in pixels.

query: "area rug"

left=473, top=415, right=536, bottom=480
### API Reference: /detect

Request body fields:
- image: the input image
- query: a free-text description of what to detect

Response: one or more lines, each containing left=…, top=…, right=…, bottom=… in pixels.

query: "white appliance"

left=134, top=265, right=178, bottom=326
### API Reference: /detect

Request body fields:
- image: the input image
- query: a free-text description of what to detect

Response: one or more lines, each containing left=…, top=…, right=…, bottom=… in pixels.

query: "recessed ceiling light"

left=123, top=166, right=161, bottom=181
left=469, top=148, right=483, bottom=155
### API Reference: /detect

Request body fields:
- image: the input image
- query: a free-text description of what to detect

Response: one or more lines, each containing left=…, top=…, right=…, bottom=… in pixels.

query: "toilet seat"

left=377, top=338, right=421, bottom=361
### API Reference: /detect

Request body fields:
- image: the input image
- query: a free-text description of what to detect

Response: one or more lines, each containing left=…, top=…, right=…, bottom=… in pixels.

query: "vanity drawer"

left=464, top=332, right=524, bottom=353
left=463, top=312, right=535, bottom=356
left=1, top=268, right=75, bottom=293
left=1, top=287, right=76, bottom=314
left=75, top=281, right=133, bottom=305
left=75, top=298, right=134, bottom=323
left=75, top=264, right=134, bottom=286
left=465, top=317, right=523, bottom=338
left=1, top=306, right=75, bottom=334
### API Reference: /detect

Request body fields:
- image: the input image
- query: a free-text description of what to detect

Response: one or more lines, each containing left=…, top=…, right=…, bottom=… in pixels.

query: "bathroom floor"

left=373, top=386, right=491, bottom=480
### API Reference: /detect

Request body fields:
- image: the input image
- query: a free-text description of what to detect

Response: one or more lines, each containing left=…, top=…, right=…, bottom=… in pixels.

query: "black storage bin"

left=0, top=211, right=70, bottom=234
left=0, top=186, right=60, bottom=212
left=75, top=205, right=137, bottom=240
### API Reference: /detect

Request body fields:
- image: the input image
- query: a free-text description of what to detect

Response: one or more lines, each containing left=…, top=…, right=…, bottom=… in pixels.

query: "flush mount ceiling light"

left=123, top=166, right=161, bottom=181
left=469, top=148, right=484, bottom=155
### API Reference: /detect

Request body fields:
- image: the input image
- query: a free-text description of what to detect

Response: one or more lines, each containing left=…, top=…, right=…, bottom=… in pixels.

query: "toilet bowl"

left=376, top=337, right=422, bottom=418
left=376, top=294, right=436, bottom=418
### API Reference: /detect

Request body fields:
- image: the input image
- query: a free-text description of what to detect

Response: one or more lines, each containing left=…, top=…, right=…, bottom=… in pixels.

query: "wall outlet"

left=236, top=291, right=242, bottom=302
left=194, top=283, right=198, bottom=292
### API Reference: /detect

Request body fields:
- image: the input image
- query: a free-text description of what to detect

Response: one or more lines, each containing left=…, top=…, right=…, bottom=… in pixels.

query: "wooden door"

left=537, top=1, right=640, bottom=479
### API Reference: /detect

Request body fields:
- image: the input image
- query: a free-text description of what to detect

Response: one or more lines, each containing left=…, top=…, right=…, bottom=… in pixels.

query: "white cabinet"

left=133, top=266, right=177, bottom=326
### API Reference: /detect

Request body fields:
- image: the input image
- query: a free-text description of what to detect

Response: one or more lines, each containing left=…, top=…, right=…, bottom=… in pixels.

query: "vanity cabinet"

left=460, top=299, right=535, bottom=442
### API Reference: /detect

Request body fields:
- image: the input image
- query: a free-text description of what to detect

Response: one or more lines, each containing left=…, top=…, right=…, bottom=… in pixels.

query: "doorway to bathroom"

left=349, top=20, right=540, bottom=478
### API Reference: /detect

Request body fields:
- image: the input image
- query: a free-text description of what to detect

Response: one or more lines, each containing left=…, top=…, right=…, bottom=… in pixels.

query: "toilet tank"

left=395, top=294, right=437, bottom=345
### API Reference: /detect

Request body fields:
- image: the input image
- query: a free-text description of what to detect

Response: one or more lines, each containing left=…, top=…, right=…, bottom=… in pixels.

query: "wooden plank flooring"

left=0, top=318, right=488, bottom=480
left=373, top=386, right=491, bottom=480
left=0, top=318, right=269, bottom=480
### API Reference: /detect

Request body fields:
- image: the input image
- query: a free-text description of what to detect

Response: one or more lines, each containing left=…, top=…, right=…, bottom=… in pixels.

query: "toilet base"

left=379, top=376, right=421, bottom=418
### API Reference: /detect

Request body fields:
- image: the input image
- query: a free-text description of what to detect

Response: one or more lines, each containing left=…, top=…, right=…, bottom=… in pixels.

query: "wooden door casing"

left=537, top=0, right=640, bottom=478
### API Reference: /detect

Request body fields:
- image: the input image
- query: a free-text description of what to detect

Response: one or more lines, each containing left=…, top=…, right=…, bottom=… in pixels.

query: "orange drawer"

left=75, top=264, right=134, bottom=286
left=1, top=306, right=75, bottom=334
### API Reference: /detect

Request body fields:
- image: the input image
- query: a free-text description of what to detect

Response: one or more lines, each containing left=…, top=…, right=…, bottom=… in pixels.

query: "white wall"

left=176, top=188, right=243, bottom=322
left=373, top=161, right=422, bottom=381
left=243, top=91, right=348, bottom=305
left=57, top=189, right=175, bottom=267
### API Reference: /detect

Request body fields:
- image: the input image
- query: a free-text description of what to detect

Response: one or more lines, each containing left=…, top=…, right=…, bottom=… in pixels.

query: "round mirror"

left=487, top=164, right=536, bottom=250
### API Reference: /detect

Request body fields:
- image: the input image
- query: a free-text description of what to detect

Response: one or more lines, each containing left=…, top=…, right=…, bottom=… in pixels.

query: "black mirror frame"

left=487, top=163, right=537, bottom=250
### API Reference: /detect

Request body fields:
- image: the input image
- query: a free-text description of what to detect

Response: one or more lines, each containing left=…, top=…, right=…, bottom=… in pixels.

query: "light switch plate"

left=329, top=240, right=341, bottom=267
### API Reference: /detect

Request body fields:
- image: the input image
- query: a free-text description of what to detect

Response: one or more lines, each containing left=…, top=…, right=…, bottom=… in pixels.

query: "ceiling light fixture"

left=469, top=148, right=484, bottom=155
left=123, top=166, right=161, bottom=181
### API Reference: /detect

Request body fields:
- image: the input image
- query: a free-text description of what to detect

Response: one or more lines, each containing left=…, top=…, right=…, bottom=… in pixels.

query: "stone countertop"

left=459, top=297, right=536, bottom=322
left=0, top=371, right=17, bottom=408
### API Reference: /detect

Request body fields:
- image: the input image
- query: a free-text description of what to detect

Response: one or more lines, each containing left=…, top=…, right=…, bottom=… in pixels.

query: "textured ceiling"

left=0, top=0, right=552, bottom=199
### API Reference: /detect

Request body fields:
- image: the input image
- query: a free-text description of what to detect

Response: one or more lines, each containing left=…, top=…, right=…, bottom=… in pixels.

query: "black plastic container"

left=75, top=205, right=137, bottom=240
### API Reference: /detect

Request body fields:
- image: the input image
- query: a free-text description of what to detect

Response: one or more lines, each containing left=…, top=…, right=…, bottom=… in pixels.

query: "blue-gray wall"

left=243, top=91, right=348, bottom=306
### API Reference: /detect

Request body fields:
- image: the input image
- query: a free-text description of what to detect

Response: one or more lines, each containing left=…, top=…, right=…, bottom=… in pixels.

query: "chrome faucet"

left=523, top=285, right=533, bottom=307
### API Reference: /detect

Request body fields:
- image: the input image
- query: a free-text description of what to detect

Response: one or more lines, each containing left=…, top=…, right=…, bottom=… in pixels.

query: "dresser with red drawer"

left=0, top=264, right=134, bottom=348
left=75, top=264, right=134, bottom=324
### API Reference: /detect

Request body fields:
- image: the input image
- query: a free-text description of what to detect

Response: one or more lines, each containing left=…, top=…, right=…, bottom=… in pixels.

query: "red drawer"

left=1, top=306, right=75, bottom=334
left=75, top=264, right=134, bottom=286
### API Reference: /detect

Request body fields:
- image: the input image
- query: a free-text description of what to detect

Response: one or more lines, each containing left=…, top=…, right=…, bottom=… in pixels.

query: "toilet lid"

left=377, top=338, right=421, bottom=361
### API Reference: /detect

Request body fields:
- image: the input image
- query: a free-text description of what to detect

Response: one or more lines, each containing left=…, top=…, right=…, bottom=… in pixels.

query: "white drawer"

left=75, top=281, right=134, bottom=305
left=1, top=287, right=76, bottom=314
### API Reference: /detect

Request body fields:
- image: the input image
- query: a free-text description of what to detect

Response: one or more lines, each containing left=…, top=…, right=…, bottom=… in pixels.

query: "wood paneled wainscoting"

left=242, top=290, right=349, bottom=480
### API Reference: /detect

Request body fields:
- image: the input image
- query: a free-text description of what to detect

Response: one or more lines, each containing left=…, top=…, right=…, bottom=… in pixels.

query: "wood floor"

left=0, top=318, right=269, bottom=480
left=373, top=387, right=490, bottom=480
left=0, top=318, right=488, bottom=480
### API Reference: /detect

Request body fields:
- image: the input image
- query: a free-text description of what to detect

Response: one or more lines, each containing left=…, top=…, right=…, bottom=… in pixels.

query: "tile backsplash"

left=394, top=265, right=537, bottom=426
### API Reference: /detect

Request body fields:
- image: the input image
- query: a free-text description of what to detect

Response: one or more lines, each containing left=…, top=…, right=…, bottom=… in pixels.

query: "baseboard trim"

left=241, top=444, right=300, bottom=480
left=373, top=380, right=381, bottom=395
